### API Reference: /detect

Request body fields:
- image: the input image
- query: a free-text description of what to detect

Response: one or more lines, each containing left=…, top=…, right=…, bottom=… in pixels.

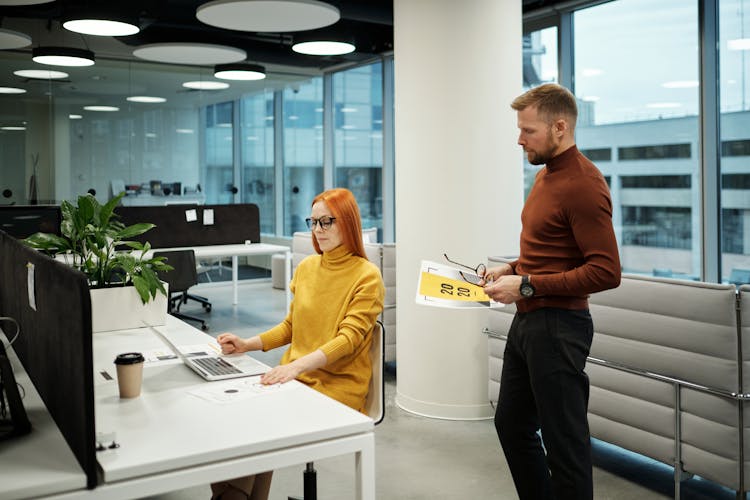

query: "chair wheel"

left=201, top=324, right=209, bottom=331
left=204, top=305, right=212, bottom=312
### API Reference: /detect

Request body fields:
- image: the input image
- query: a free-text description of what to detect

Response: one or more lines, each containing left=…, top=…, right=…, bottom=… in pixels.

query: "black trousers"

left=494, top=308, right=594, bottom=500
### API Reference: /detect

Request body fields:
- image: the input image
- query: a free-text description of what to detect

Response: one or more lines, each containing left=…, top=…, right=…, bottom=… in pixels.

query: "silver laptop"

left=148, top=325, right=267, bottom=381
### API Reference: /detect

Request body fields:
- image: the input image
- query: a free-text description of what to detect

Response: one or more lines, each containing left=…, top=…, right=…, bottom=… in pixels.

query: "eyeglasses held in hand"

left=443, top=253, right=486, bottom=286
left=305, top=216, right=336, bottom=231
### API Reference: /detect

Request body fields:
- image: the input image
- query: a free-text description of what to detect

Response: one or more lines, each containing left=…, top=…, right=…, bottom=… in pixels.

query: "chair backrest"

left=364, top=321, right=385, bottom=425
left=154, top=249, right=198, bottom=294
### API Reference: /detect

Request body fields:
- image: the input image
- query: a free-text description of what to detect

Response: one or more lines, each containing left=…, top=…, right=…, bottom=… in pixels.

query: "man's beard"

left=526, top=129, right=558, bottom=165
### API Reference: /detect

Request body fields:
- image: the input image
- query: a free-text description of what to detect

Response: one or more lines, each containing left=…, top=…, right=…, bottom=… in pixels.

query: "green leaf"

left=117, top=223, right=155, bottom=240
left=132, top=276, right=151, bottom=304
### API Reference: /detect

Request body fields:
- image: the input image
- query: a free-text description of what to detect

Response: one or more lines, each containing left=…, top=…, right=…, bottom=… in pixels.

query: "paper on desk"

left=416, top=260, right=502, bottom=309
left=188, top=376, right=298, bottom=404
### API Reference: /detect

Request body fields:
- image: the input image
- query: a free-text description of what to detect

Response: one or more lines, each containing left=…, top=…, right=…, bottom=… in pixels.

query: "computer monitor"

left=0, top=205, right=61, bottom=239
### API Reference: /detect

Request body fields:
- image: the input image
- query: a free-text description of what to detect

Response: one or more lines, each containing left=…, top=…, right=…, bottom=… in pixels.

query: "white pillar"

left=394, top=0, right=523, bottom=419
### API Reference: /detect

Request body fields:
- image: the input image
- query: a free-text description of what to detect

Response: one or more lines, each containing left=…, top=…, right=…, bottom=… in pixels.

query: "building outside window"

left=240, top=91, right=275, bottom=234
left=333, top=62, right=384, bottom=240
left=283, top=78, right=323, bottom=236
left=720, top=0, right=750, bottom=284
left=204, top=101, right=234, bottom=205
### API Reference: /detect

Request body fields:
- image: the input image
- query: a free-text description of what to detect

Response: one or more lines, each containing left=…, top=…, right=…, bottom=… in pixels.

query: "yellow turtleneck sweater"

left=259, top=245, right=385, bottom=413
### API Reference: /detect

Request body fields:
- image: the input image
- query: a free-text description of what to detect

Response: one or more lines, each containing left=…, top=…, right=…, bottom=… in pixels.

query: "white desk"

left=1, top=344, right=88, bottom=499
left=47, top=315, right=374, bottom=499
left=151, top=243, right=292, bottom=309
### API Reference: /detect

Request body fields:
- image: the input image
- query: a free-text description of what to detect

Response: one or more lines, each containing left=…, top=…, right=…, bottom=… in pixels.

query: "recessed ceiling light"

left=292, top=40, right=355, bottom=56
left=32, top=47, right=95, bottom=67
left=662, top=80, right=699, bottom=89
left=728, top=38, right=750, bottom=51
left=63, top=19, right=140, bottom=37
left=341, top=107, right=357, bottom=113
left=581, top=95, right=600, bottom=102
left=176, top=128, right=194, bottom=134
left=0, top=87, right=26, bottom=94
left=69, top=114, right=83, bottom=119
left=214, top=63, right=266, bottom=80
left=182, top=81, right=230, bottom=90
left=1, top=126, right=26, bottom=131
left=0, top=28, right=31, bottom=50
left=126, top=96, right=167, bottom=103
left=83, top=105, right=119, bottom=112
left=196, top=0, right=340, bottom=32
left=14, top=69, right=69, bottom=79
left=134, top=43, right=246, bottom=65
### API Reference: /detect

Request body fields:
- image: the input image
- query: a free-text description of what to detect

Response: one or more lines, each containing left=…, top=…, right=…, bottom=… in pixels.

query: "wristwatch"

left=519, top=275, right=535, bottom=298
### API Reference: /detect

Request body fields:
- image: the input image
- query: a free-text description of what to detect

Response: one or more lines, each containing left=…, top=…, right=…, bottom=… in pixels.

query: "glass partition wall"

left=0, top=49, right=392, bottom=241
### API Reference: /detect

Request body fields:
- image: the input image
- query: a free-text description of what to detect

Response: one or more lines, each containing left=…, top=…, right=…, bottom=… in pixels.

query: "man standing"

left=482, top=83, right=621, bottom=500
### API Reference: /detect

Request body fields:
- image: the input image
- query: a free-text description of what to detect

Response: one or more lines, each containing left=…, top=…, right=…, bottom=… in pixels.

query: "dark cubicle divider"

left=0, top=230, right=97, bottom=488
left=0, top=205, right=62, bottom=239
left=116, top=203, right=261, bottom=248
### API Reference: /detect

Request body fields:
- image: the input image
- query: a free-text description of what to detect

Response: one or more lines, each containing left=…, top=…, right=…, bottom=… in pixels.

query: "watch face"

left=520, top=283, right=534, bottom=298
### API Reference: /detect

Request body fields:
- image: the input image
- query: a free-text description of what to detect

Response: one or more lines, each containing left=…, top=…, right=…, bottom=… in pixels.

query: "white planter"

left=90, top=284, right=168, bottom=333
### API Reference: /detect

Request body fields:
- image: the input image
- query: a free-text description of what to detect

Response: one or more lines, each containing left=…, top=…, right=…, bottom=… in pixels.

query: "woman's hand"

left=216, top=333, right=246, bottom=354
left=260, top=363, right=302, bottom=385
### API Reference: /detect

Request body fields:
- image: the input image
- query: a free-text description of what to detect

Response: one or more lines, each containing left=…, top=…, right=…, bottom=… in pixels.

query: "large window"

left=720, top=0, right=750, bottom=283
left=522, top=26, right=558, bottom=196
left=333, top=62, right=384, bottom=239
left=283, top=78, right=323, bottom=236
left=240, top=92, right=275, bottom=234
left=204, top=101, right=234, bottom=204
left=572, top=0, right=701, bottom=279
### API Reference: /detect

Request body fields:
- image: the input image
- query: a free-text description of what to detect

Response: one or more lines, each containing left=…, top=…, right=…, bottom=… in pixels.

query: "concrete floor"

left=143, top=278, right=740, bottom=500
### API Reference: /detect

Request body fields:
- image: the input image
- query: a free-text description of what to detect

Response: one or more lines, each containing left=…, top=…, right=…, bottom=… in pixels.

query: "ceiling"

left=0, top=1, right=567, bottom=113
left=0, top=1, right=394, bottom=71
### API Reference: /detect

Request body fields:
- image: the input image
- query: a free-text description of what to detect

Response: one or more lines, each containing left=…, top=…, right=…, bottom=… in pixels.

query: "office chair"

left=289, top=321, right=385, bottom=500
left=153, top=249, right=211, bottom=331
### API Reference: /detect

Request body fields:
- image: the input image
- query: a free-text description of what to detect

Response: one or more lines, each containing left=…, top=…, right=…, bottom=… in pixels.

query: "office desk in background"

left=119, top=193, right=206, bottom=206
left=147, top=243, right=292, bottom=310
left=8, top=315, right=375, bottom=500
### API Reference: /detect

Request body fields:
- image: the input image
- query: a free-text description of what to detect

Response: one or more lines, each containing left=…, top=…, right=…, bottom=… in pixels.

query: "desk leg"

left=285, top=251, right=292, bottom=312
left=354, top=433, right=376, bottom=500
left=232, top=256, right=239, bottom=305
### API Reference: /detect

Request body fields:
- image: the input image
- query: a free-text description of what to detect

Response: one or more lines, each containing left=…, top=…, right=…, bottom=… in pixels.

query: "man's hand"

left=484, top=274, right=523, bottom=304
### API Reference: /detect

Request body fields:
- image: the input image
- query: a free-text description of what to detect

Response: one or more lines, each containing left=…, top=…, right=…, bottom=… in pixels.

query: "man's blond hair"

left=511, top=83, right=577, bottom=128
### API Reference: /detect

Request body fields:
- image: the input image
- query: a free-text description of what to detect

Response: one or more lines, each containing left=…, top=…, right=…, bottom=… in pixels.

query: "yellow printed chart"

left=416, top=260, right=501, bottom=309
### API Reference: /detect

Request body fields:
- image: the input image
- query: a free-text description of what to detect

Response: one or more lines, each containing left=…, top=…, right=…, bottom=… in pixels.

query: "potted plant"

left=23, top=192, right=173, bottom=332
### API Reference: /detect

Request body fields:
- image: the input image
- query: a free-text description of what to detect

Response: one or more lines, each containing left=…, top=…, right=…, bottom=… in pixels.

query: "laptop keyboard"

left=192, top=357, right=242, bottom=376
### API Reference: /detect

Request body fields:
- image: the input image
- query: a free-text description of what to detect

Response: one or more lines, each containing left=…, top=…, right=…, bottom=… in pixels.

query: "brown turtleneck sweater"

left=511, top=145, right=621, bottom=313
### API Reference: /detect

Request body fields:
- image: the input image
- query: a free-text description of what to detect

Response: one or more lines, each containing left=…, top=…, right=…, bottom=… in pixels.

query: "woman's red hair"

left=311, top=188, right=366, bottom=258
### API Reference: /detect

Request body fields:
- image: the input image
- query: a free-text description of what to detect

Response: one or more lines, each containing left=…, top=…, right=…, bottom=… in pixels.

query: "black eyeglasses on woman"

left=306, top=216, right=336, bottom=231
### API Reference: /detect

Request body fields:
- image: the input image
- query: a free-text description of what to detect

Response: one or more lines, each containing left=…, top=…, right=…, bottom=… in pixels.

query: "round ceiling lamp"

left=214, top=63, right=266, bottom=81
left=0, top=28, right=31, bottom=49
left=0, top=0, right=54, bottom=4
left=292, top=40, right=355, bottom=56
left=182, top=81, right=230, bottom=90
left=133, top=43, right=246, bottom=65
left=0, top=87, right=27, bottom=94
left=14, top=69, right=69, bottom=79
left=126, top=96, right=167, bottom=103
left=32, top=47, right=95, bottom=67
left=63, top=18, right=140, bottom=37
left=196, top=0, right=339, bottom=32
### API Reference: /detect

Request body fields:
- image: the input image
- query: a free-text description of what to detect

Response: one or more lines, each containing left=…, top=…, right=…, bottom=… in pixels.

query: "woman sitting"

left=210, top=188, right=385, bottom=500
